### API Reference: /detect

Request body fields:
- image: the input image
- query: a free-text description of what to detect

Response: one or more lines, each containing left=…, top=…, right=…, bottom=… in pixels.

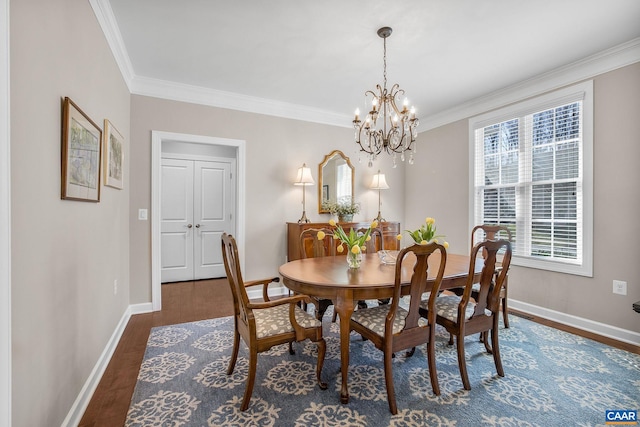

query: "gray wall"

left=10, top=0, right=130, bottom=425
left=129, top=95, right=406, bottom=303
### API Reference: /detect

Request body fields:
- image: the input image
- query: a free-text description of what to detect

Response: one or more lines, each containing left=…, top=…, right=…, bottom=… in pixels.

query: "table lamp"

left=294, top=163, right=314, bottom=223
left=370, top=170, right=389, bottom=222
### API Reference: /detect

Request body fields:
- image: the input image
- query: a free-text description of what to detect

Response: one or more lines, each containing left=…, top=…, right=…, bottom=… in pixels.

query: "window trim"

left=469, top=81, right=593, bottom=277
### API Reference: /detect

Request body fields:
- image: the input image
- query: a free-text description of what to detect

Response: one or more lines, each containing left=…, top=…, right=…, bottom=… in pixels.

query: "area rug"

left=125, top=306, right=640, bottom=426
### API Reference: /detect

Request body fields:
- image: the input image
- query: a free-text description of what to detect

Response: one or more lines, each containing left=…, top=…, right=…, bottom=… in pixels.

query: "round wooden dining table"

left=279, top=251, right=481, bottom=404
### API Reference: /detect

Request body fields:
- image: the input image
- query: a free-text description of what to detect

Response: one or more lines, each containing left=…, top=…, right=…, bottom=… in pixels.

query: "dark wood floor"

left=79, top=280, right=639, bottom=426
left=79, top=279, right=234, bottom=427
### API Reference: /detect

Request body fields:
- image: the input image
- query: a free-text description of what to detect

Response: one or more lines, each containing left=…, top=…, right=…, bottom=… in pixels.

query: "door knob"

left=195, top=224, right=201, bottom=228
left=187, top=224, right=193, bottom=228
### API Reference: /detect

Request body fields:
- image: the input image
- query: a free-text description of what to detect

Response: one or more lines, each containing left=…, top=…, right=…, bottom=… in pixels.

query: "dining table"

left=279, top=251, right=482, bottom=404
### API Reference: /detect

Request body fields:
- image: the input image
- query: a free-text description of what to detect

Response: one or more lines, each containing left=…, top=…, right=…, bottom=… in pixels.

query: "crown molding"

left=89, top=0, right=135, bottom=91
left=130, top=75, right=351, bottom=127
left=421, top=37, right=640, bottom=131
left=91, top=0, right=639, bottom=130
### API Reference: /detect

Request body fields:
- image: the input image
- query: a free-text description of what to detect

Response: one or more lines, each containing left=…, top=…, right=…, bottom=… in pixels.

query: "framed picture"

left=61, top=97, right=102, bottom=202
left=103, top=119, right=124, bottom=189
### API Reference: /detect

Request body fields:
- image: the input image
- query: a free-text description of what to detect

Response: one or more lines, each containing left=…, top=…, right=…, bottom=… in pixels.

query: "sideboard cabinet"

left=286, top=221, right=401, bottom=261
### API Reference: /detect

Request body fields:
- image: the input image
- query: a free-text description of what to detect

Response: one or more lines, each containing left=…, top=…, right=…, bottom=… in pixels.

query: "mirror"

left=318, top=150, right=355, bottom=213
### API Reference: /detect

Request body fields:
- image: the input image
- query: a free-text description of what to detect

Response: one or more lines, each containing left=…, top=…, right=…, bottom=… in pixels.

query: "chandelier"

left=353, top=27, right=419, bottom=167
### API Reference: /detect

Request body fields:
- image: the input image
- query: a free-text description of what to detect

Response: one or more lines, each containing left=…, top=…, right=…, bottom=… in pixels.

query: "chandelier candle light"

left=294, top=163, right=314, bottom=223
left=370, top=170, right=389, bottom=222
left=353, top=27, right=419, bottom=168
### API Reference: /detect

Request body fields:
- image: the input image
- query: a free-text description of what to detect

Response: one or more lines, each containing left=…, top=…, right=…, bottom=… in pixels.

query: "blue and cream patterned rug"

left=125, top=307, right=640, bottom=426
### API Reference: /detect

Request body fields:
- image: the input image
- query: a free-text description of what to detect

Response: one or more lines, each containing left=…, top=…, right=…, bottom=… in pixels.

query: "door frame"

left=1, top=0, right=11, bottom=423
left=151, top=131, right=246, bottom=311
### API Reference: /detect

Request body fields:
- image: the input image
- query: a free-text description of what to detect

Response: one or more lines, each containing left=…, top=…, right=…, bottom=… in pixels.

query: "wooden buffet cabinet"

left=286, top=221, right=401, bottom=261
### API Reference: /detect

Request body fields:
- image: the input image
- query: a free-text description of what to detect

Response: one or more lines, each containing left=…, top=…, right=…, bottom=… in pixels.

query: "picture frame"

left=61, top=97, right=102, bottom=202
left=103, top=119, right=124, bottom=189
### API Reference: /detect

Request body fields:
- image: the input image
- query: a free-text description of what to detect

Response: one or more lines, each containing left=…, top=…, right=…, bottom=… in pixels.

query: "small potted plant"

left=322, top=198, right=360, bottom=222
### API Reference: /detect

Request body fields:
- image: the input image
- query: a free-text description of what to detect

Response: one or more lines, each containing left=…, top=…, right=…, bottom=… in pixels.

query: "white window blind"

left=470, top=81, right=593, bottom=276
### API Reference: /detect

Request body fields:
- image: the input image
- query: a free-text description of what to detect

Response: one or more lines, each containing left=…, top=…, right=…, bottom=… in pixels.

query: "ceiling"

left=104, top=0, right=640, bottom=128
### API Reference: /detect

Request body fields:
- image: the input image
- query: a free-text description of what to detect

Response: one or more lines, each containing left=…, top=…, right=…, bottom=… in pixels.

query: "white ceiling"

left=103, top=0, right=640, bottom=128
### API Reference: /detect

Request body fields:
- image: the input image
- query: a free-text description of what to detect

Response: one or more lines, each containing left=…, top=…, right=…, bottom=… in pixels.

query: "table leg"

left=334, top=289, right=354, bottom=404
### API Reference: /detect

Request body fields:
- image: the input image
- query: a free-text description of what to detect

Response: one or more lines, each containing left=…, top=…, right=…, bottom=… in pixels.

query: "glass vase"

left=347, top=249, right=362, bottom=269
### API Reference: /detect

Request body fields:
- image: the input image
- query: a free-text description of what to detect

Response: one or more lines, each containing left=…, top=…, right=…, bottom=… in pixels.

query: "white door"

left=161, top=158, right=235, bottom=282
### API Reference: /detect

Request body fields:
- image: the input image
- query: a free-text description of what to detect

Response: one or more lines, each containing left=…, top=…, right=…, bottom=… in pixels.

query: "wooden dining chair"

left=349, top=242, right=447, bottom=414
left=221, top=233, right=327, bottom=411
left=471, top=224, right=513, bottom=328
left=357, top=226, right=390, bottom=308
left=421, top=239, right=512, bottom=390
left=299, top=228, right=339, bottom=320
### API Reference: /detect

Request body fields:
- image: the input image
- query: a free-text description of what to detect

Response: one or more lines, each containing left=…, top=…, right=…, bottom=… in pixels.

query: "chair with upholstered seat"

left=349, top=242, right=447, bottom=414
left=471, top=224, right=513, bottom=328
left=221, top=233, right=327, bottom=411
left=421, top=239, right=512, bottom=390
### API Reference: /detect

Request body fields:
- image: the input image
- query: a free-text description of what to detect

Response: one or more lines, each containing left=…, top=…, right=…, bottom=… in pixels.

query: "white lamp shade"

left=370, top=170, right=389, bottom=190
left=294, top=163, right=314, bottom=185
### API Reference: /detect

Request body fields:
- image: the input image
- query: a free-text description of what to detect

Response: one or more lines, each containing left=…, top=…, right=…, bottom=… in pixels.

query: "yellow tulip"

left=443, top=241, right=450, bottom=249
left=337, top=244, right=344, bottom=253
left=317, top=231, right=325, bottom=240
left=329, top=219, right=336, bottom=227
left=371, top=220, right=379, bottom=228
left=351, top=245, right=361, bottom=254
left=396, top=234, right=402, bottom=240
left=420, top=240, right=428, bottom=245
left=426, top=217, right=435, bottom=225
left=361, top=245, right=367, bottom=252
left=366, top=235, right=371, bottom=242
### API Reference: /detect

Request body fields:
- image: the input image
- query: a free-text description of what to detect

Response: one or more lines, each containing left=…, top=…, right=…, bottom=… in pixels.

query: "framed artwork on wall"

left=103, top=119, right=124, bottom=189
left=61, top=97, right=102, bottom=202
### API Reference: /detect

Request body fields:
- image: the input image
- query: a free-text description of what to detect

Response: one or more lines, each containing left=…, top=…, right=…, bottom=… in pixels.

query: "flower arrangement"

left=321, top=198, right=361, bottom=217
left=317, top=219, right=378, bottom=268
left=399, top=217, right=449, bottom=248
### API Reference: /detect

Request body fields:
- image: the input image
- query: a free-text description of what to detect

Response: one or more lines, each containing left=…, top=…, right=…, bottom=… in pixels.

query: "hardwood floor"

left=78, top=279, right=233, bottom=427
left=79, top=280, right=639, bottom=426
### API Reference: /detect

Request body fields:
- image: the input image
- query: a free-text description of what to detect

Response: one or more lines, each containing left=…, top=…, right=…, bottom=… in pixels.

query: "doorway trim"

left=1, top=0, right=11, bottom=424
left=151, top=131, right=246, bottom=311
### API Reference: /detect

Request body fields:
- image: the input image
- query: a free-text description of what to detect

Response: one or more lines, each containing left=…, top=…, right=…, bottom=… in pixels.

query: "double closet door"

left=161, top=157, right=235, bottom=283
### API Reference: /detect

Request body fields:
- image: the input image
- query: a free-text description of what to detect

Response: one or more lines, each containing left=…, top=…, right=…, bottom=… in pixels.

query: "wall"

left=129, top=95, right=406, bottom=303
left=407, top=63, right=640, bottom=334
left=10, top=0, right=130, bottom=425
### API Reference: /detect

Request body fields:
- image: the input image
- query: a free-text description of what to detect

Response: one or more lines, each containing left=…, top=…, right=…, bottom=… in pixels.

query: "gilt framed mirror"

left=318, top=150, right=355, bottom=214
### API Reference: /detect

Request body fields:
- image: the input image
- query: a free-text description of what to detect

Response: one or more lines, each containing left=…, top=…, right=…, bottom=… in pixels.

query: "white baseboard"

left=509, top=299, right=640, bottom=346
left=129, top=302, right=154, bottom=315
left=246, top=283, right=289, bottom=301
left=61, top=305, right=133, bottom=427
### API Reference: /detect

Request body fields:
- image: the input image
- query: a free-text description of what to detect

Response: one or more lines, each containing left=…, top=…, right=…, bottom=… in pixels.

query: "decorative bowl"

left=377, top=250, right=399, bottom=265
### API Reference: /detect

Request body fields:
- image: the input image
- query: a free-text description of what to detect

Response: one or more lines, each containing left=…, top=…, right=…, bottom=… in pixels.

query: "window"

left=470, top=81, right=593, bottom=276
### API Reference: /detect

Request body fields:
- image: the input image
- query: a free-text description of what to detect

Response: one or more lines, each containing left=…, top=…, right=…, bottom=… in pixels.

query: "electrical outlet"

left=613, top=280, right=627, bottom=295
left=114, top=279, right=118, bottom=295
left=138, top=209, right=148, bottom=220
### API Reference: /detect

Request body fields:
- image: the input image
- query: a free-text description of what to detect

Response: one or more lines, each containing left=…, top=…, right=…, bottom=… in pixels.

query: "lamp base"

left=373, top=211, right=385, bottom=222
left=298, top=211, right=311, bottom=223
